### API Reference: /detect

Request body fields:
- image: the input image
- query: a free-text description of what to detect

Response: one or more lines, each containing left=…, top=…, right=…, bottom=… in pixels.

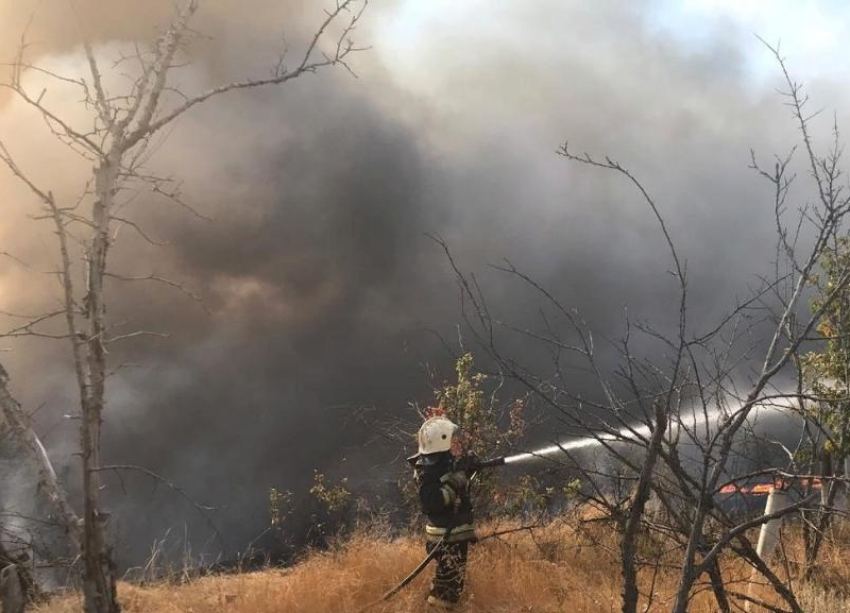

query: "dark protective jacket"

left=414, top=452, right=476, bottom=543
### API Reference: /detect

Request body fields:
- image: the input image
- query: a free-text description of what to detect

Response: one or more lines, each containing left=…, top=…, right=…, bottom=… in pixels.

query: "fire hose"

left=353, top=456, right=506, bottom=613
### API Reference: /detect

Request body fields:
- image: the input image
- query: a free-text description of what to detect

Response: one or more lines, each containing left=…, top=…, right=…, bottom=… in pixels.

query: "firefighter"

left=410, top=416, right=476, bottom=610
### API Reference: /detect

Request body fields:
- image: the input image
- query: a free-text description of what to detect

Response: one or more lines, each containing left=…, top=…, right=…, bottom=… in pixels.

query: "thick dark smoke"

left=0, top=0, right=846, bottom=562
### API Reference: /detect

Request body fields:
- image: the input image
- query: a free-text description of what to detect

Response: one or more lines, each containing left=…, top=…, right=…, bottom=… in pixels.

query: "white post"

left=755, top=487, right=790, bottom=561
left=745, top=488, right=792, bottom=612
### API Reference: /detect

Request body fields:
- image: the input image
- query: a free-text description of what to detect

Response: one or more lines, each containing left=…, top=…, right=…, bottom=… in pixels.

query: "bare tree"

left=0, top=2, right=367, bottom=612
left=436, top=42, right=850, bottom=613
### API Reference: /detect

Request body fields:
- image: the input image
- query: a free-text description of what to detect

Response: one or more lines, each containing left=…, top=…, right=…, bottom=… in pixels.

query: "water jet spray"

left=497, top=401, right=788, bottom=467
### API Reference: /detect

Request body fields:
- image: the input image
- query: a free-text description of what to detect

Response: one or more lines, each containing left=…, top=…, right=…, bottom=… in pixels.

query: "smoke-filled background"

left=1, top=0, right=849, bottom=563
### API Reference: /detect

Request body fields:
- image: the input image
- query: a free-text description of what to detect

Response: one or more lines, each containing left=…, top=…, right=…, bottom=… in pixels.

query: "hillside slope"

left=33, top=519, right=850, bottom=613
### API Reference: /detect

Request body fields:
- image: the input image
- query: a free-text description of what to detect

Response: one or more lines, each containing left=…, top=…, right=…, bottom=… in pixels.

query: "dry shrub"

left=31, top=518, right=850, bottom=613
left=795, top=583, right=850, bottom=613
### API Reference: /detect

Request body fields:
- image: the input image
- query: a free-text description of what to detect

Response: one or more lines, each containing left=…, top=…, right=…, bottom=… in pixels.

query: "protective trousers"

left=425, top=540, right=469, bottom=605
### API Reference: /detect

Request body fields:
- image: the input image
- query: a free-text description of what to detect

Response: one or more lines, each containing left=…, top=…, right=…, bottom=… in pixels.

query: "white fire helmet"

left=418, top=416, right=459, bottom=455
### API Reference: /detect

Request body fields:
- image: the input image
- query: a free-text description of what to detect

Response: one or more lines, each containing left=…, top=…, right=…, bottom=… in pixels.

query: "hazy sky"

left=0, top=0, right=847, bottom=560
left=380, top=0, right=850, bottom=81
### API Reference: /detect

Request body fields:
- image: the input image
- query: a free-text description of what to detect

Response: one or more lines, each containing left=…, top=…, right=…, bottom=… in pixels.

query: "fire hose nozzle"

left=409, top=454, right=507, bottom=471
left=475, top=456, right=506, bottom=469
left=454, top=455, right=506, bottom=472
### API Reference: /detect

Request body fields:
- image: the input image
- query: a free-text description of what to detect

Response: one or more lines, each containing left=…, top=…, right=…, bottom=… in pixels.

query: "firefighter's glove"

left=454, top=453, right=481, bottom=476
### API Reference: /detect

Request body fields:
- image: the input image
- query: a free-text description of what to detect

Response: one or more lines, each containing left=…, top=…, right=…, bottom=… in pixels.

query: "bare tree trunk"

left=803, top=457, right=840, bottom=580
left=705, top=557, right=731, bottom=613
left=620, top=401, right=667, bottom=613
left=0, top=3, right=367, bottom=610
left=0, top=363, right=82, bottom=547
left=0, top=562, right=26, bottom=613
left=79, top=161, right=120, bottom=613
left=0, top=539, right=32, bottom=613
left=0, top=362, right=78, bottom=609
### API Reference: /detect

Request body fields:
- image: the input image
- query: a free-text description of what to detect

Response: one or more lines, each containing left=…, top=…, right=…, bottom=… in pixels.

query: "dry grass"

left=795, top=584, right=850, bottom=613
left=32, top=518, right=850, bottom=613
